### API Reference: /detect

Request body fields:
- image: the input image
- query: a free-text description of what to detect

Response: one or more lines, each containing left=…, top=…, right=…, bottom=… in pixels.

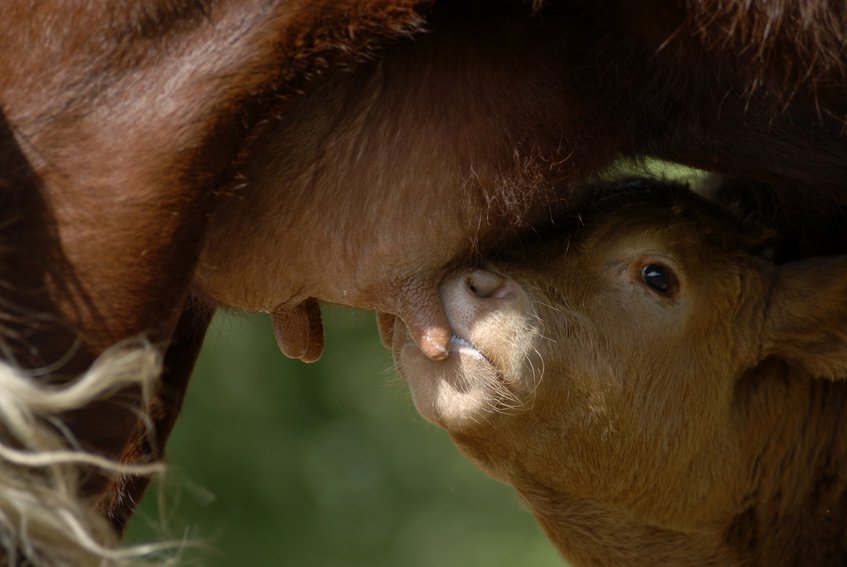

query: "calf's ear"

left=763, top=256, right=847, bottom=379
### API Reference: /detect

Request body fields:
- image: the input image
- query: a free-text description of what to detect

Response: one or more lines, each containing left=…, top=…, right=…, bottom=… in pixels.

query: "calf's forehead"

left=537, top=198, right=752, bottom=276
left=580, top=202, right=726, bottom=250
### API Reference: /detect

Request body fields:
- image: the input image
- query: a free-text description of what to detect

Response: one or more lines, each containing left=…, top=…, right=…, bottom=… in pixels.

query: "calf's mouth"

left=393, top=267, right=539, bottom=430
left=449, top=333, right=492, bottom=364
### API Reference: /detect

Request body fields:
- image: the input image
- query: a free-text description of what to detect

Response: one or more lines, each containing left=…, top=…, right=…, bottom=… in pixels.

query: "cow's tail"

left=0, top=340, right=176, bottom=566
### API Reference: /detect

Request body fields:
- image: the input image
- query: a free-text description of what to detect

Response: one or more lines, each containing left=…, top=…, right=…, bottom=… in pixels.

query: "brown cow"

left=392, top=180, right=847, bottom=566
left=0, top=0, right=844, bottom=545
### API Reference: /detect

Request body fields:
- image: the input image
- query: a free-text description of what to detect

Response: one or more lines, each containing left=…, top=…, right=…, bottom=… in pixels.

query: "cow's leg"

left=97, top=296, right=214, bottom=533
left=2, top=99, right=220, bottom=500
left=0, top=111, right=81, bottom=372
left=0, top=107, right=218, bottom=536
left=0, top=0, right=427, bottom=533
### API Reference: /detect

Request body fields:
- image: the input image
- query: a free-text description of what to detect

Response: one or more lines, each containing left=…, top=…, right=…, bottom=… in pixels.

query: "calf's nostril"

left=465, top=269, right=511, bottom=299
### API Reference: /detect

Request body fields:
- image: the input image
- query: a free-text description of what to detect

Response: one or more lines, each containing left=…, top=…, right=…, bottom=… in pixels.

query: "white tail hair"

left=0, top=340, right=175, bottom=566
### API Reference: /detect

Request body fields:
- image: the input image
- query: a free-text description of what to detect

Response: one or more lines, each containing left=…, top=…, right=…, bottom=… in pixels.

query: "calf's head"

left=393, top=181, right=847, bottom=546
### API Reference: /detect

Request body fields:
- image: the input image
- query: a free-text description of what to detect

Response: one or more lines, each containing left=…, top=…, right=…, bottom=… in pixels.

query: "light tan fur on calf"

left=393, top=182, right=847, bottom=566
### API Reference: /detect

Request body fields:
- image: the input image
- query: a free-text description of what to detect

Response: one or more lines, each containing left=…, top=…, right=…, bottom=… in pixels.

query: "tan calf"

left=393, top=181, right=847, bottom=566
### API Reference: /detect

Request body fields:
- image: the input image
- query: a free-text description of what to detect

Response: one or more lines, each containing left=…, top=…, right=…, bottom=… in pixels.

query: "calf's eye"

left=641, top=264, right=671, bottom=293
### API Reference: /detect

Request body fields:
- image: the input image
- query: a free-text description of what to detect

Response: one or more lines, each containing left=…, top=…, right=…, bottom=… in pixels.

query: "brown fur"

left=0, top=0, right=426, bottom=531
left=0, top=0, right=844, bottom=535
left=393, top=181, right=847, bottom=565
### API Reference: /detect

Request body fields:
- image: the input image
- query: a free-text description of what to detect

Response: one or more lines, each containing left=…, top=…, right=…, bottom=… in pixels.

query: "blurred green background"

left=126, top=307, right=564, bottom=566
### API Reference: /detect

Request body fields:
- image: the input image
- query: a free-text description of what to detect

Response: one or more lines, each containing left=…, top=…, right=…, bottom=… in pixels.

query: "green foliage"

left=126, top=309, right=563, bottom=566
left=599, top=158, right=710, bottom=184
